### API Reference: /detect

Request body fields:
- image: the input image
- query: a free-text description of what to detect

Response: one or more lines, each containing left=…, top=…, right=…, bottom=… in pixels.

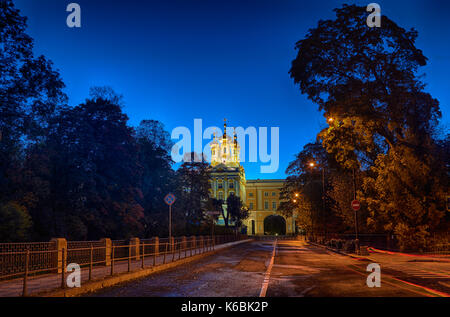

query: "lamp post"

left=352, top=168, right=360, bottom=254
left=292, top=193, right=301, bottom=237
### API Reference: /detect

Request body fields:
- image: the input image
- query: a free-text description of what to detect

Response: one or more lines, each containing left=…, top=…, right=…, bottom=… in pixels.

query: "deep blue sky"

left=13, top=0, right=450, bottom=179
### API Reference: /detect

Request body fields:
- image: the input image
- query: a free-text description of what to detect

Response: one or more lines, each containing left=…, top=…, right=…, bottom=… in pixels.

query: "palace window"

left=218, top=192, right=223, bottom=200
left=272, top=192, right=276, bottom=196
left=272, top=201, right=277, bottom=210
left=229, top=182, right=234, bottom=189
left=264, top=201, right=269, bottom=209
left=264, top=192, right=268, bottom=197
left=249, top=192, right=254, bottom=197
left=249, top=202, right=254, bottom=210
left=218, top=182, right=223, bottom=189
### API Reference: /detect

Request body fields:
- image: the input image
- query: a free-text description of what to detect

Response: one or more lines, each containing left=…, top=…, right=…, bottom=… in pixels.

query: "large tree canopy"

left=0, top=0, right=66, bottom=239
left=290, top=4, right=440, bottom=152
left=289, top=4, right=447, bottom=250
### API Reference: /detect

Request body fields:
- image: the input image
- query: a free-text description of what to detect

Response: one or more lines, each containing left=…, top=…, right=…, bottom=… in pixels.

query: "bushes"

left=326, top=239, right=357, bottom=253
left=0, top=202, right=33, bottom=242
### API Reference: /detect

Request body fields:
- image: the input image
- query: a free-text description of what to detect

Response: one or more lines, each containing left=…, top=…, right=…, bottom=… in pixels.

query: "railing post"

left=89, top=244, right=93, bottom=281
left=141, top=242, right=145, bottom=269
left=22, top=249, right=30, bottom=297
left=153, top=237, right=159, bottom=266
left=172, top=240, right=176, bottom=262
left=163, top=243, right=167, bottom=264
left=128, top=242, right=131, bottom=272
left=169, top=237, right=174, bottom=262
left=198, top=236, right=204, bottom=254
left=190, top=236, right=196, bottom=256
left=111, top=246, right=115, bottom=276
left=51, top=238, right=67, bottom=273
left=101, top=238, right=112, bottom=266
left=196, top=236, right=199, bottom=254
left=170, top=236, right=174, bottom=252
left=181, top=236, right=187, bottom=258
left=61, top=248, right=66, bottom=289
left=130, top=237, right=140, bottom=260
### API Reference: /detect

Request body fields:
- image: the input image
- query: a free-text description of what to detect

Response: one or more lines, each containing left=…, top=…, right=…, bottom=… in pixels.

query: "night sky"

left=13, top=0, right=450, bottom=179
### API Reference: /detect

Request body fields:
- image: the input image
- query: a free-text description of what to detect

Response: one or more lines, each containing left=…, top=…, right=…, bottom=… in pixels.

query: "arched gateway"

left=264, top=215, right=286, bottom=235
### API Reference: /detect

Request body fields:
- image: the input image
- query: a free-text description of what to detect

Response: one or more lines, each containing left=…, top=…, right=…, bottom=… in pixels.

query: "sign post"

left=164, top=193, right=176, bottom=241
left=351, top=199, right=360, bottom=254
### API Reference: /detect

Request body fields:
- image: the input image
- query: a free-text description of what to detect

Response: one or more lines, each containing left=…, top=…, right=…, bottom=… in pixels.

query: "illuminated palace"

left=209, top=121, right=296, bottom=235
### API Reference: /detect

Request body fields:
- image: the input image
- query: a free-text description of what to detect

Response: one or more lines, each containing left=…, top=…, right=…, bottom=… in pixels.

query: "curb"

left=308, top=241, right=373, bottom=261
left=37, top=239, right=253, bottom=297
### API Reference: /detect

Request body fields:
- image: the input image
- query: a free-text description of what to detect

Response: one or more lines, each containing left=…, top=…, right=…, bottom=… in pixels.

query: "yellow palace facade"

left=209, top=121, right=296, bottom=235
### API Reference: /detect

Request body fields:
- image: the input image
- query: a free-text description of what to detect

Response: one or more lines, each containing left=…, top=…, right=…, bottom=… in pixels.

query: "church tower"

left=210, top=119, right=240, bottom=167
left=209, top=120, right=246, bottom=225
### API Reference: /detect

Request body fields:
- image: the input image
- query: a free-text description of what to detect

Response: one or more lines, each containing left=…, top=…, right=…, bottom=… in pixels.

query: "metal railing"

left=0, top=234, right=246, bottom=296
left=311, top=233, right=450, bottom=255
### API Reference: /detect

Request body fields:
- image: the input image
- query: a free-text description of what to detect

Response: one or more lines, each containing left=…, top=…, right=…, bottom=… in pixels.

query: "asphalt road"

left=88, top=240, right=449, bottom=297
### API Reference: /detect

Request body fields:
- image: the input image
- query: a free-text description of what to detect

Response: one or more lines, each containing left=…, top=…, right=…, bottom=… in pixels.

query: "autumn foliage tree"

left=289, top=4, right=447, bottom=250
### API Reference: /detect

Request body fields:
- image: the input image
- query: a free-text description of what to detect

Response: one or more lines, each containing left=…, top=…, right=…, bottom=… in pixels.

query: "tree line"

left=278, top=5, right=449, bottom=251
left=0, top=1, right=250, bottom=242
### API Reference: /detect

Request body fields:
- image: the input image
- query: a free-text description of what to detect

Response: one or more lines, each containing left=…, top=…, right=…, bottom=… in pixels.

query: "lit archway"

left=264, top=215, right=286, bottom=235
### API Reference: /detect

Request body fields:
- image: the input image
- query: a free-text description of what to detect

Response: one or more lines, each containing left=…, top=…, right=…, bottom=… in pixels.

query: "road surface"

left=88, top=240, right=450, bottom=297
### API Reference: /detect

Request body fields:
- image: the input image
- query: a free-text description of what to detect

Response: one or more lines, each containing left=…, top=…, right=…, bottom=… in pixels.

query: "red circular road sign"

left=164, top=193, right=176, bottom=206
left=351, top=200, right=361, bottom=211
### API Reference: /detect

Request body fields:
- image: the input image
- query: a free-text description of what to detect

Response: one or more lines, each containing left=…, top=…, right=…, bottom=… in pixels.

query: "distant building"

left=209, top=120, right=296, bottom=235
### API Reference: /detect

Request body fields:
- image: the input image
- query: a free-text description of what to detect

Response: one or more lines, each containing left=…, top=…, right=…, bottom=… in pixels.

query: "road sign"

left=164, top=193, right=176, bottom=206
left=351, top=200, right=361, bottom=211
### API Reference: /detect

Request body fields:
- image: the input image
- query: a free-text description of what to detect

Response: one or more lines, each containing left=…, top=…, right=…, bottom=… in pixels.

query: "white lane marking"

left=259, top=239, right=277, bottom=297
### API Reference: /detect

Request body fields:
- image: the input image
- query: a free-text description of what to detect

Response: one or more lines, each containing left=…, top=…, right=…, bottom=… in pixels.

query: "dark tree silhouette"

left=289, top=4, right=447, bottom=250
left=0, top=0, right=66, bottom=240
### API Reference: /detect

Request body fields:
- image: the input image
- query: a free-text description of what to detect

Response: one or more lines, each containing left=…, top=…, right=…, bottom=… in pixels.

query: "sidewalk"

left=0, top=239, right=252, bottom=297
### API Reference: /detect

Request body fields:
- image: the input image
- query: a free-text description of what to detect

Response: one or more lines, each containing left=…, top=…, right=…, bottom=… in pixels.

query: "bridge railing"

left=0, top=234, right=247, bottom=296
left=309, top=233, right=450, bottom=255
